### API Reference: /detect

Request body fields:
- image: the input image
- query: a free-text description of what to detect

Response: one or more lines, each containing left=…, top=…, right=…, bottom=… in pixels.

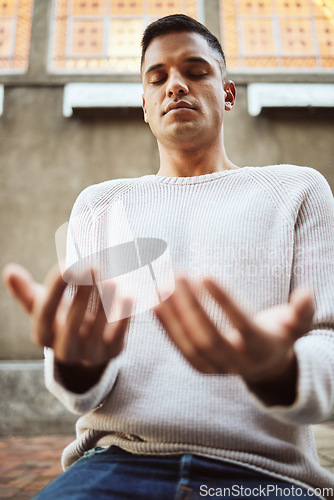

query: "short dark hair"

left=141, top=14, right=226, bottom=71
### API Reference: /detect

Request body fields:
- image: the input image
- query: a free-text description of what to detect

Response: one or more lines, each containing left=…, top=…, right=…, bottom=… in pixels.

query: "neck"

left=155, top=138, right=239, bottom=177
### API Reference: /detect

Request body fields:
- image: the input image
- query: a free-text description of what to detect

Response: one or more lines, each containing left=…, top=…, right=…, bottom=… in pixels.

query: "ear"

left=142, top=94, right=148, bottom=123
left=224, top=80, right=236, bottom=111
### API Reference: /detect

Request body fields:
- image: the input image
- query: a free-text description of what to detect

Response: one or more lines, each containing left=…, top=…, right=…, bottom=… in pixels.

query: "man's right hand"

left=2, top=263, right=132, bottom=392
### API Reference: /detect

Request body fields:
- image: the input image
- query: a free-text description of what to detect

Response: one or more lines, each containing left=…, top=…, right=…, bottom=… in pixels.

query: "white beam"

left=247, top=83, right=334, bottom=116
left=63, top=83, right=143, bottom=117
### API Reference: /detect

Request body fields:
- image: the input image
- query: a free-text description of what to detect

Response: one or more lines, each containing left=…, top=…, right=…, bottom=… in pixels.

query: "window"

left=221, top=0, right=334, bottom=71
left=49, top=0, right=202, bottom=73
left=0, top=0, right=34, bottom=73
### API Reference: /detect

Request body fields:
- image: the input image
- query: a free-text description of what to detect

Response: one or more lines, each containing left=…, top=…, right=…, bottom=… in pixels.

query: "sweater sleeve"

left=44, top=185, right=123, bottom=415
left=44, top=348, right=123, bottom=415
left=251, top=168, right=334, bottom=424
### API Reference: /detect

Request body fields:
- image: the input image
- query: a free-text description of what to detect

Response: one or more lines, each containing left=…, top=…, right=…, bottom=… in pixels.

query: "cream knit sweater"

left=45, top=165, right=334, bottom=496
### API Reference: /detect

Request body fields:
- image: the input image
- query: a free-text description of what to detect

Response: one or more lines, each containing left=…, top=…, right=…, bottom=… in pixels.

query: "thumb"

left=2, top=263, right=38, bottom=314
left=289, top=287, right=315, bottom=335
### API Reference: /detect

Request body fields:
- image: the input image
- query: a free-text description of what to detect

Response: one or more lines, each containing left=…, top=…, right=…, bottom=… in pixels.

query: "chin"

left=168, top=121, right=202, bottom=138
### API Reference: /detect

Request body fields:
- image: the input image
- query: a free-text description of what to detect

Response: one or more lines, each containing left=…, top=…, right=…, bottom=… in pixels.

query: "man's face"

left=141, top=31, right=235, bottom=150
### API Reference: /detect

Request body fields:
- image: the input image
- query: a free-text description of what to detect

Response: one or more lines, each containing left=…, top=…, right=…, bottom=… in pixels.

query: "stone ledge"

left=0, top=361, right=76, bottom=437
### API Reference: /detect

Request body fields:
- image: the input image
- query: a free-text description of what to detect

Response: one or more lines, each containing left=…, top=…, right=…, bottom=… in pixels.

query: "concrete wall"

left=224, top=86, right=334, bottom=186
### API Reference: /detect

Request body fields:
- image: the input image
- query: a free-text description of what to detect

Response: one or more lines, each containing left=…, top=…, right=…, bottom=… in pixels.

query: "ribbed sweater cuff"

left=247, top=335, right=334, bottom=425
left=44, top=348, right=122, bottom=415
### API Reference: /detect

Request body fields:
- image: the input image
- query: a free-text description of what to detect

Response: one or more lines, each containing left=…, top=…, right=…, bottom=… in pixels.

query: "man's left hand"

left=154, top=277, right=314, bottom=405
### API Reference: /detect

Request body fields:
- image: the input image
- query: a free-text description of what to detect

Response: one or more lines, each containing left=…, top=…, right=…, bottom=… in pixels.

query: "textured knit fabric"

left=45, top=165, right=334, bottom=496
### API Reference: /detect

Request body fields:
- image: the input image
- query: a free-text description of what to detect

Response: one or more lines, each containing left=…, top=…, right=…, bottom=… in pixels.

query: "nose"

left=166, top=72, right=189, bottom=98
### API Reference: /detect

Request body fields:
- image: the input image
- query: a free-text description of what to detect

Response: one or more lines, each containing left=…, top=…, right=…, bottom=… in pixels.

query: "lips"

left=164, top=101, right=195, bottom=115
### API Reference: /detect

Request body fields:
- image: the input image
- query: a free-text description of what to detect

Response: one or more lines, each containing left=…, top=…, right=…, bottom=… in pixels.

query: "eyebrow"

left=144, top=56, right=211, bottom=77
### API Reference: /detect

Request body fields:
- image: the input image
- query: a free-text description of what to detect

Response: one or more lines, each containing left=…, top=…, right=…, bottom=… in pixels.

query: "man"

left=3, top=14, right=334, bottom=500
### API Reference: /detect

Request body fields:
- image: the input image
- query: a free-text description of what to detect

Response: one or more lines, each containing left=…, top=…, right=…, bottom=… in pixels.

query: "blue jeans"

left=34, top=446, right=311, bottom=499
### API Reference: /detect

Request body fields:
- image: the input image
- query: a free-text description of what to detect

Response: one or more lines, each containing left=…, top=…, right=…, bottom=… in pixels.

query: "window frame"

left=47, top=0, right=205, bottom=76
left=0, top=0, right=35, bottom=76
left=220, top=0, right=334, bottom=85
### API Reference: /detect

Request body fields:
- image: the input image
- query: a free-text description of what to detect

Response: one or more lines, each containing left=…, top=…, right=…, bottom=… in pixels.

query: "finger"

left=77, top=287, right=110, bottom=343
left=103, top=298, right=133, bottom=358
left=44, top=262, right=66, bottom=287
left=65, top=282, right=95, bottom=339
left=203, top=278, right=258, bottom=338
left=34, top=270, right=68, bottom=346
left=171, top=279, right=236, bottom=372
left=2, top=263, right=38, bottom=314
left=155, top=297, right=217, bottom=374
left=94, top=281, right=117, bottom=331
left=78, top=310, right=96, bottom=340
left=79, top=280, right=117, bottom=340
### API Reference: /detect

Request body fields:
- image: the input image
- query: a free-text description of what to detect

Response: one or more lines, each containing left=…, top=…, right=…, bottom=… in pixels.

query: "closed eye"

left=151, top=77, right=168, bottom=85
left=188, top=73, right=208, bottom=78
left=148, top=72, right=168, bottom=85
left=150, top=73, right=206, bottom=84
